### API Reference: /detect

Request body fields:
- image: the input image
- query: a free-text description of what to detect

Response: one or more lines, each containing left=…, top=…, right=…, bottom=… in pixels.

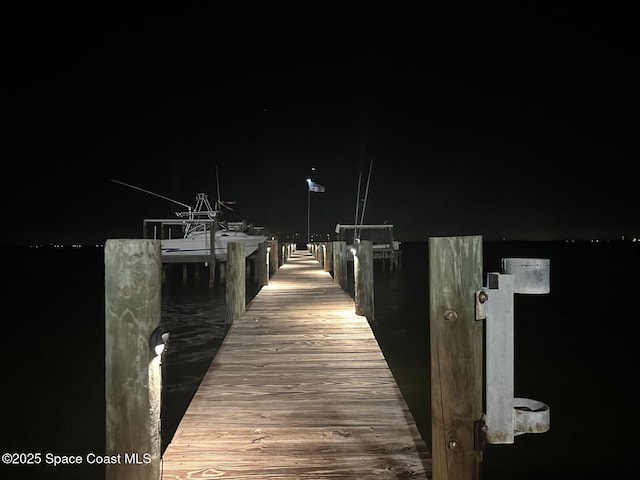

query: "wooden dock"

left=161, top=248, right=432, bottom=479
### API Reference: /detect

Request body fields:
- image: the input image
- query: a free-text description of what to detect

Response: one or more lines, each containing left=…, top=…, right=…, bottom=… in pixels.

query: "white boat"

left=113, top=180, right=268, bottom=263
left=161, top=222, right=268, bottom=262
left=335, top=223, right=401, bottom=260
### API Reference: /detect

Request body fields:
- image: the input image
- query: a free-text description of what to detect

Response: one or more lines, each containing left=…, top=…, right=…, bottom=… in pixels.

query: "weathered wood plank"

left=162, top=249, right=432, bottom=479
left=167, top=425, right=427, bottom=445
left=429, top=236, right=483, bottom=480
left=105, top=239, right=162, bottom=480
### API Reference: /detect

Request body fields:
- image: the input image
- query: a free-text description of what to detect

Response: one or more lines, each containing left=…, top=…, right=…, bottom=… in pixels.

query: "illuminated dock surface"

left=161, top=249, right=432, bottom=479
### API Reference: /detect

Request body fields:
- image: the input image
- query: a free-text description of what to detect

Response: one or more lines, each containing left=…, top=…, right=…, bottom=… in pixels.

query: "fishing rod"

left=359, top=157, right=373, bottom=226
left=353, top=157, right=373, bottom=244
left=354, top=171, right=362, bottom=226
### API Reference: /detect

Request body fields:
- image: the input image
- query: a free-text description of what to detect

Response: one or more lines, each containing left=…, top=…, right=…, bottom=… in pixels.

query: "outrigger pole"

left=111, top=179, right=192, bottom=210
left=111, top=179, right=203, bottom=236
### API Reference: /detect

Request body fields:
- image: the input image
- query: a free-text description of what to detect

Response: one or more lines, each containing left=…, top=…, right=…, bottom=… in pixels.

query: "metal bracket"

left=475, top=258, right=551, bottom=444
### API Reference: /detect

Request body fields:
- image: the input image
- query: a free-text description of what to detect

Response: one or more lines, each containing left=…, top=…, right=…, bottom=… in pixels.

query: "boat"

left=160, top=194, right=268, bottom=262
left=112, top=180, right=268, bottom=263
left=334, top=158, right=401, bottom=270
left=335, top=223, right=401, bottom=269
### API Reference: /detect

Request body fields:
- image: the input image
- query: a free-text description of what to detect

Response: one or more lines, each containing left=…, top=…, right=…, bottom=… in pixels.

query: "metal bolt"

left=444, top=309, right=458, bottom=324
left=478, top=291, right=489, bottom=304
left=448, top=439, right=459, bottom=450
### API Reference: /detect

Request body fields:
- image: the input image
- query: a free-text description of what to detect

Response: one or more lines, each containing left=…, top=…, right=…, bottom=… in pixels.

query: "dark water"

left=0, top=241, right=638, bottom=479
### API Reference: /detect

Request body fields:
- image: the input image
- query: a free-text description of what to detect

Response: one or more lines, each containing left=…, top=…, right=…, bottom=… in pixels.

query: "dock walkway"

left=161, top=249, right=432, bottom=479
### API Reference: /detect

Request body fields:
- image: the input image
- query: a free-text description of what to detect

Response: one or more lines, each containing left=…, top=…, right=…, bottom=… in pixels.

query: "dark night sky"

left=2, top=3, right=637, bottom=245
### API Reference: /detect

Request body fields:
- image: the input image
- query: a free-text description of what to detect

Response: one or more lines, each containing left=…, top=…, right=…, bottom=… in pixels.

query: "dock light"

left=350, top=247, right=357, bottom=255
left=149, top=327, right=170, bottom=356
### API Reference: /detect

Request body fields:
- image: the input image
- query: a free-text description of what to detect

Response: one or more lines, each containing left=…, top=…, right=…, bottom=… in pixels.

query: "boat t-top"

left=112, top=179, right=268, bottom=263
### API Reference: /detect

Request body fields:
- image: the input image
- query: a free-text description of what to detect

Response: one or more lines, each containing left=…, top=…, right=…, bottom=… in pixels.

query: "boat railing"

left=142, top=218, right=217, bottom=240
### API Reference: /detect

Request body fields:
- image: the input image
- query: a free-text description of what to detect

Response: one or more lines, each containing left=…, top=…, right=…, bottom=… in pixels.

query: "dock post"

left=208, top=258, right=216, bottom=289
left=226, top=242, right=245, bottom=324
left=208, top=227, right=216, bottom=288
left=257, top=242, right=268, bottom=287
left=104, top=239, right=162, bottom=480
left=219, top=262, right=226, bottom=284
left=318, top=243, right=325, bottom=268
left=324, top=241, right=333, bottom=273
left=389, top=228, right=395, bottom=272
left=354, top=240, right=374, bottom=322
left=429, top=235, right=483, bottom=480
left=268, top=240, right=279, bottom=276
left=333, top=241, right=347, bottom=289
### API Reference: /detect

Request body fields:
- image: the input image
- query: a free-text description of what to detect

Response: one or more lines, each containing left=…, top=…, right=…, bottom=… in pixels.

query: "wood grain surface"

left=162, top=249, right=432, bottom=479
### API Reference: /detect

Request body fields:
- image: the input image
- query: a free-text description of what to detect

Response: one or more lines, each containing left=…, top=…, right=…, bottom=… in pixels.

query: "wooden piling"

left=257, top=241, right=268, bottom=287
left=318, top=242, right=325, bottom=269
left=209, top=222, right=215, bottom=286
left=208, top=260, right=216, bottom=289
left=428, top=235, right=483, bottom=480
left=104, top=239, right=162, bottom=480
left=268, top=240, right=278, bottom=276
left=225, top=242, right=245, bottom=324
left=324, top=241, right=333, bottom=273
left=219, top=262, right=226, bottom=283
left=194, top=264, right=200, bottom=282
left=333, top=241, right=347, bottom=289
left=354, top=240, right=374, bottom=322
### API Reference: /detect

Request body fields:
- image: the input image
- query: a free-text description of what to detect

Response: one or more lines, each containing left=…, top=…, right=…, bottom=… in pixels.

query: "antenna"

left=111, top=179, right=192, bottom=210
